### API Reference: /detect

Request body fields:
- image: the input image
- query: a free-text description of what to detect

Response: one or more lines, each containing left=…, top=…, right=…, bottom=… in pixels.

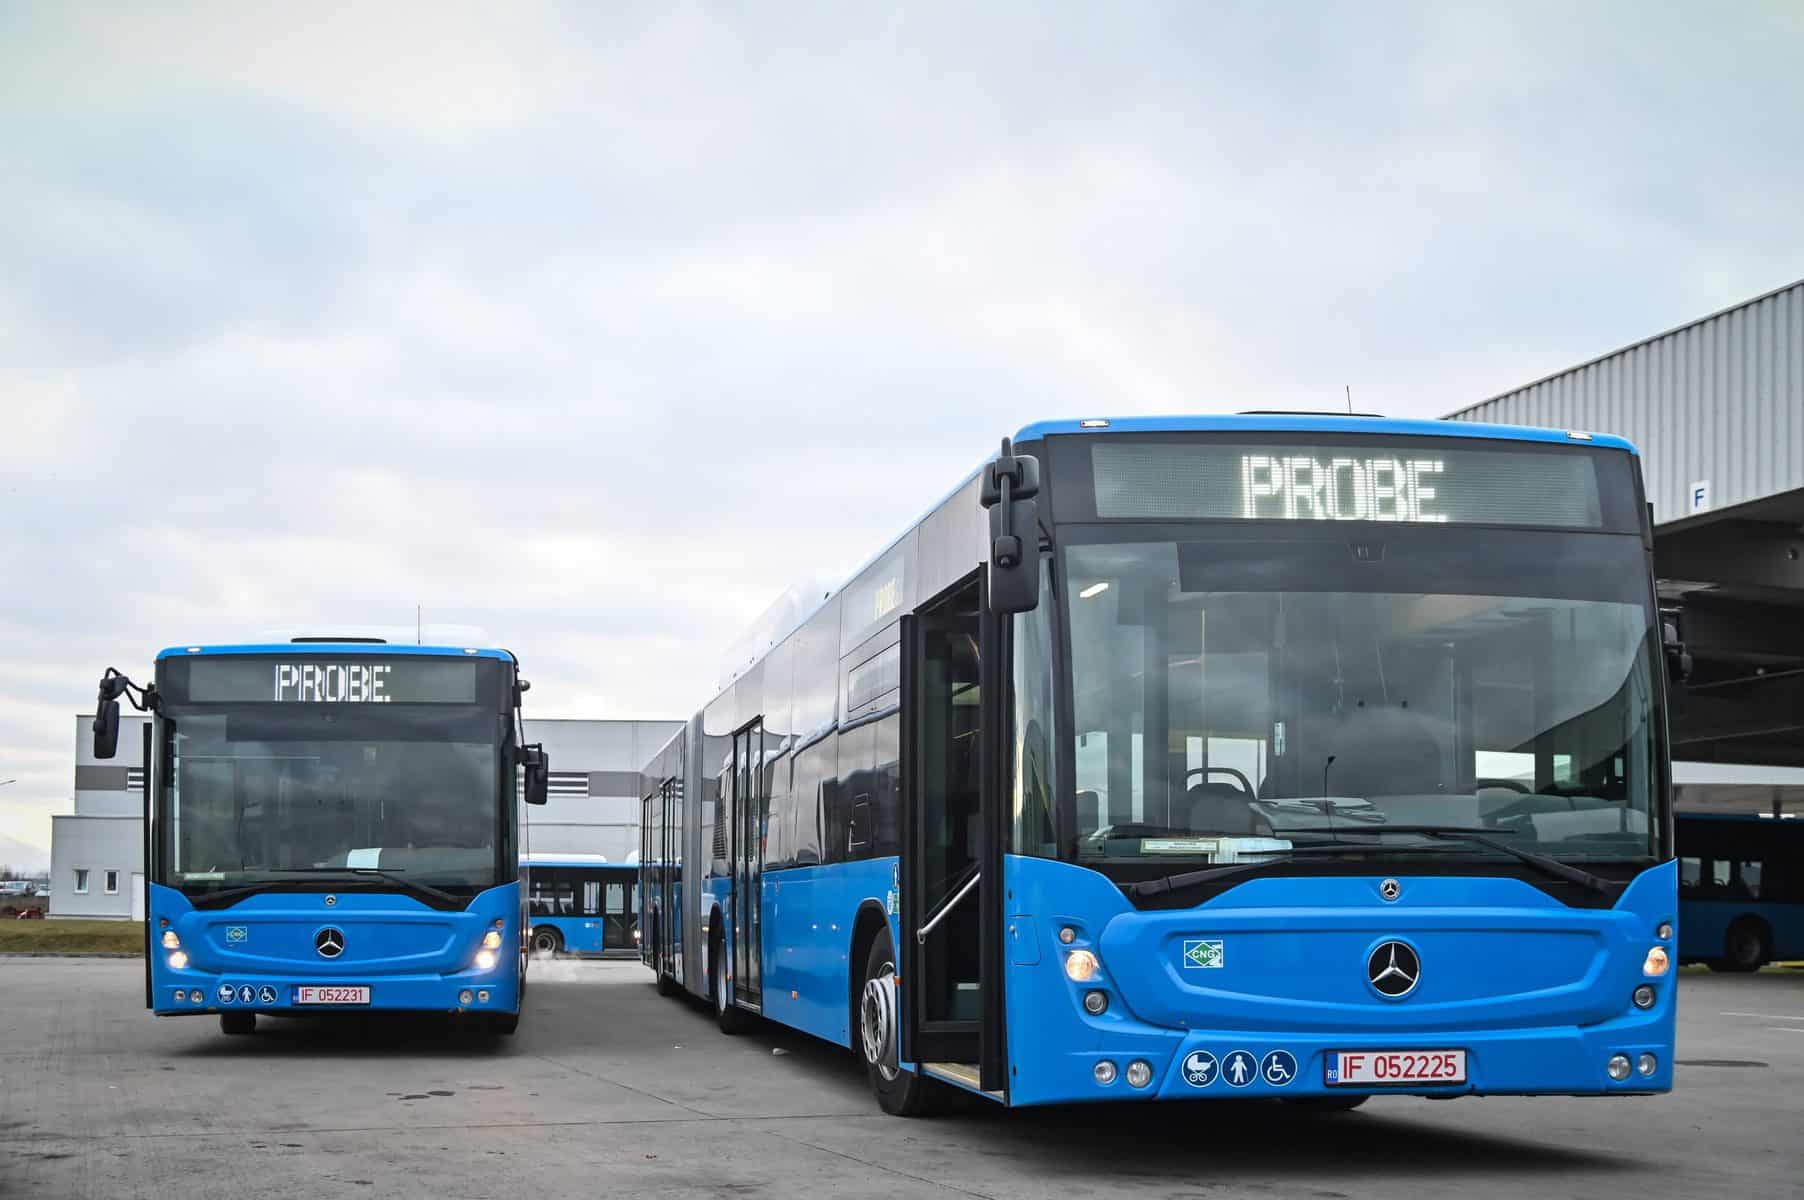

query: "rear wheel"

left=858, top=928, right=937, bottom=1116
left=219, top=1012, right=255, bottom=1036
left=1717, top=920, right=1770, bottom=973
left=531, top=926, right=562, bottom=957
left=714, top=932, right=751, bottom=1034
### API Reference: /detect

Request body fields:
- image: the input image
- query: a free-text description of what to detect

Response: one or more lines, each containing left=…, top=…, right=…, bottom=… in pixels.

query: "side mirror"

left=1662, top=620, right=1693, bottom=685
left=519, top=743, right=550, bottom=806
left=93, top=698, right=121, bottom=760
left=980, top=437, right=1042, bottom=614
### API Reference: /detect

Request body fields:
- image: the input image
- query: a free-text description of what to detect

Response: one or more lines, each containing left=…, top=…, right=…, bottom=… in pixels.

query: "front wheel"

left=858, top=929, right=937, bottom=1116
left=220, top=1012, right=255, bottom=1036
left=486, top=1010, right=520, bottom=1036
left=714, top=935, right=751, bottom=1035
left=1716, top=921, right=1770, bottom=973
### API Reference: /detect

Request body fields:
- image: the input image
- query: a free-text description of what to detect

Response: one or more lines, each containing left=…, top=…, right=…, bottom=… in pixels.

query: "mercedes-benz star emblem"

left=1379, top=878, right=1402, bottom=901
left=1367, top=941, right=1420, bottom=998
left=315, top=927, right=346, bottom=959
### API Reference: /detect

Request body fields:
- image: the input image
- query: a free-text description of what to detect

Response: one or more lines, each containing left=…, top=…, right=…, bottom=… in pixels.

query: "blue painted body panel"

left=1013, top=414, right=1639, bottom=455
left=1001, top=855, right=1676, bottom=1104
left=533, top=915, right=610, bottom=954
left=148, top=880, right=522, bottom=1016
left=156, top=644, right=513, bottom=661
left=1679, top=902, right=1804, bottom=963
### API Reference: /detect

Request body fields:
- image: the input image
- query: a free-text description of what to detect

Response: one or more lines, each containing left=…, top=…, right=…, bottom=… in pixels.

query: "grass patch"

left=0, top=919, right=143, bottom=955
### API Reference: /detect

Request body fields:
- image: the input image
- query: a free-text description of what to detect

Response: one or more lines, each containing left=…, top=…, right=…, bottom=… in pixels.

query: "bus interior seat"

left=1187, top=784, right=1272, bottom=837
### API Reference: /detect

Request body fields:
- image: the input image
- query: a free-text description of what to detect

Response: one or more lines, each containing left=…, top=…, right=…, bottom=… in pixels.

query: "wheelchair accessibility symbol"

left=1261, top=1050, right=1298, bottom=1087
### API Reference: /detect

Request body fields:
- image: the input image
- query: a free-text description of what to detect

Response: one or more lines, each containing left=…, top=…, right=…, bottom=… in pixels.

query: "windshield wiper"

left=1127, top=855, right=1294, bottom=899
left=269, top=867, right=461, bottom=907
left=1280, top=824, right=1616, bottom=895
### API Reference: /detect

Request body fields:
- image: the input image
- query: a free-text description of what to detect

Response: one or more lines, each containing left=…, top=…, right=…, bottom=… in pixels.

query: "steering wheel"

left=1185, top=766, right=1256, bottom=799
left=1475, top=777, right=1531, bottom=794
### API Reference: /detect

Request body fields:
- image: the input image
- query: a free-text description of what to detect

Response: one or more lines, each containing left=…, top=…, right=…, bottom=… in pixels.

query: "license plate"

left=293, top=985, right=371, bottom=1006
left=1326, top=1049, right=1466, bottom=1086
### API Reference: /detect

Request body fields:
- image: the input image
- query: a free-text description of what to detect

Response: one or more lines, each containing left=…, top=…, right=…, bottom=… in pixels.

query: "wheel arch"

left=847, top=900, right=893, bottom=1048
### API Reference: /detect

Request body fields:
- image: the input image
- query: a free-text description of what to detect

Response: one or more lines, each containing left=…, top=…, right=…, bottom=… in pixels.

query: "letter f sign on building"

left=1689, top=480, right=1712, bottom=514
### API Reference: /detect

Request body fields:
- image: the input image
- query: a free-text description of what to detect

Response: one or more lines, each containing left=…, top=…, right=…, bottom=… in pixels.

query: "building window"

left=105, top=870, right=120, bottom=895
left=74, top=869, right=90, bottom=894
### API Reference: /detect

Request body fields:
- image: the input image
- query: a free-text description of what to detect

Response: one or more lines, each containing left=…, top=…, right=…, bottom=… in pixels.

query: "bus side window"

left=1678, top=857, right=1701, bottom=895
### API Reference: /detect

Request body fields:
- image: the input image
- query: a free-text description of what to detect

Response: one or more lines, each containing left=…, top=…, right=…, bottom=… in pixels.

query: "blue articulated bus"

left=92, top=639, right=552, bottom=1036
left=525, top=853, right=641, bottom=956
left=643, top=414, right=1681, bottom=1114
left=1677, top=812, right=1804, bottom=970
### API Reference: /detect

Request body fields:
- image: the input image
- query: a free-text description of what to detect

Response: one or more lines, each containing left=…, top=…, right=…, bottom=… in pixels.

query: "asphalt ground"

left=1, top=956, right=1799, bottom=1199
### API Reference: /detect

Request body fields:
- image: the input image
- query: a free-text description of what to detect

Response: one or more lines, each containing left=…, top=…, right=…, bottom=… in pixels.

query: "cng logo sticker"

left=225, top=926, right=248, bottom=944
left=1182, top=938, right=1224, bottom=969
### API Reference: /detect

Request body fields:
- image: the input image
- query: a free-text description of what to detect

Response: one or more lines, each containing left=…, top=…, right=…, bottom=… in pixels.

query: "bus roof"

left=1013, top=414, right=1639, bottom=455
left=155, top=644, right=515, bottom=662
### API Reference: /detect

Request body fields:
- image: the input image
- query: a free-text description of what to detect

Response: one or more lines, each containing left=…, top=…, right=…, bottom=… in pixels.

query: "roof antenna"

left=1344, top=384, right=1353, bottom=415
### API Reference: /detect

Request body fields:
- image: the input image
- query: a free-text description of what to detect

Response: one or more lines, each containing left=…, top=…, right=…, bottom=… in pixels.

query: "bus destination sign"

left=174, top=657, right=480, bottom=705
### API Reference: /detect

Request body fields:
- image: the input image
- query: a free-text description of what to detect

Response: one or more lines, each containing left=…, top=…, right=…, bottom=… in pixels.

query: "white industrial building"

left=48, top=714, right=679, bottom=920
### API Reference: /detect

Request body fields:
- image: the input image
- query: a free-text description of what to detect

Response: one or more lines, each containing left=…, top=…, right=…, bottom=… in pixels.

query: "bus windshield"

left=159, top=703, right=506, bottom=900
left=1061, top=526, right=1663, bottom=866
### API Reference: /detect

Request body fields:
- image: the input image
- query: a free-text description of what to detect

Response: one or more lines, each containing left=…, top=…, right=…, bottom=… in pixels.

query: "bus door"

left=899, top=575, right=1008, bottom=1096
left=729, top=719, right=766, bottom=1009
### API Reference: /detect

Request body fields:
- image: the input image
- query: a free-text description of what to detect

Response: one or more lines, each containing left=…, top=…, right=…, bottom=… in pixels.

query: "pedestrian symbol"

left=1182, top=938, right=1224, bottom=970
left=1261, top=1050, right=1298, bottom=1087
left=236, top=985, right=255, bottom=1004
left=1224, top=1049, right=1255, bottom=1087
left=1181, top=1050, right=1219, bottom=1088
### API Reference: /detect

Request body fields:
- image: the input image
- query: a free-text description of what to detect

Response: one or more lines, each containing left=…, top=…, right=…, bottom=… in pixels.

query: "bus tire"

left=486, top=1011, right=520, bottom=1036
left=220, top=1012, right=255, bottom=1036
left=656, top=969, right=679, bottom=997
left=1719, top=919, right=1770, bottom=973
left=531, top=926, right=563, bottom=957
left=859, top=928, right=937, bottom=1117
left=713, top=931, right=751, bottom=1035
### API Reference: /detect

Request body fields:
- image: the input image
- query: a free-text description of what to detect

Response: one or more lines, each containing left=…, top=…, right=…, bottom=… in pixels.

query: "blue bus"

left=1677, top=813, right=1804, bottom=970
left=92, top=639, right=551, bottom=1036
left=525, top=854, right=641, bottom=956
left=642, top=414, right=1680, bottom=1114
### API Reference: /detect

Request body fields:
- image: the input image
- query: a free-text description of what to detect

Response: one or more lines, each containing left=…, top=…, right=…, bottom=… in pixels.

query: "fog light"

left=1643, top=946, right=1670, bottom=977
left=1093, top=1060, right=1117, bottom=1085
left=1064, top=949, right=1100, bottom=982
left=1058, top=926, right=1078, bottom=945
left=475, top=949, right=498, bottom=971
left=191, top=990, right=204, bottom=1004
left=161, top=929, right=181, bottom=949
left=481, top=930, right=503, bottom=950
left=1607, top=1054, right=1632, bottom=1081
left=459, top=989, right=474, bottom=1005
left=1657, top=922, right=1673, bottom=941
left=167, top=950, right=189, bottom=970
left=1632, top=984, right=1657, bottom=1010
left=1083, top=989, right=1109, bottom=1015
left=1636, top=1053, right=1657, bottom=1077
left=1125, top=1060, right=1153, bottom=1088
left=477, top=990, right=490, bottom=1003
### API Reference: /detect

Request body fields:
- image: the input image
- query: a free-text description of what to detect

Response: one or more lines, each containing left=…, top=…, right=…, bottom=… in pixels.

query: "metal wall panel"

left=1447, top=280, right=1803, bottom=525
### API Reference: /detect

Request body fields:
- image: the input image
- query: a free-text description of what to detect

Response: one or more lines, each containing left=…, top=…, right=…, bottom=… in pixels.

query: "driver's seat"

left=1187, top=784, right=1272, bottom=837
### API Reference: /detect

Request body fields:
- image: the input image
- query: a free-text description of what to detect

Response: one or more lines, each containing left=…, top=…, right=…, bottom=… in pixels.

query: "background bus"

left=1677, top=813, right=1804, bottom=969
left=524, top=853, right=641, bottom=956
left=94, top=640, right=550, bottom=1036
left=643, top=415, right=1680, bottom=1114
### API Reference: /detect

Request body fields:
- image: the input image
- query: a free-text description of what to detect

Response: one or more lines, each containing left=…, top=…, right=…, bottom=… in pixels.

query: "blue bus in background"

left=525, top=854, right=641, bottom=956
left=643, top=414, right=1680, bottom=1114
left=1678, top=813, right=1804, bottom=970
left=93, top=639, right=551, bottom=1036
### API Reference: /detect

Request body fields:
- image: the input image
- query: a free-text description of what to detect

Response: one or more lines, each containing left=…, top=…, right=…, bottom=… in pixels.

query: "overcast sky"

left=2, top=2, right=1800, bottom=860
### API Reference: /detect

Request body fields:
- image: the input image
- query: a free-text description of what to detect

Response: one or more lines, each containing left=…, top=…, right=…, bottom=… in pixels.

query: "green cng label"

left=1183, top=938, right=1224, bottom=970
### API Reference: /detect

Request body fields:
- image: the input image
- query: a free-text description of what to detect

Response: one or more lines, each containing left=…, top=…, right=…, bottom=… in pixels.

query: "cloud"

left=3, top=2, right=1802, bottom=850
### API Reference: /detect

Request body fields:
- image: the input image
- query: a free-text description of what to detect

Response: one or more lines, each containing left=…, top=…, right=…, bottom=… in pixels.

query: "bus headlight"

left=474, top=949, right=498, bottom=971
left=161, top=929, right=181, bottom=950
left=1643, top=946, right=1670, bottom=976
left=1064, top=949, right=1101, bottom=982
left=167, top=950, right=189, bottom=970
left=481, top=930, right=503, bottom=950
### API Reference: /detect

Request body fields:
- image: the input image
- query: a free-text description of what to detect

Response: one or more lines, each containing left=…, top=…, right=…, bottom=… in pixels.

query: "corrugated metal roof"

left=1447, top=278, right=1804, bottom=524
